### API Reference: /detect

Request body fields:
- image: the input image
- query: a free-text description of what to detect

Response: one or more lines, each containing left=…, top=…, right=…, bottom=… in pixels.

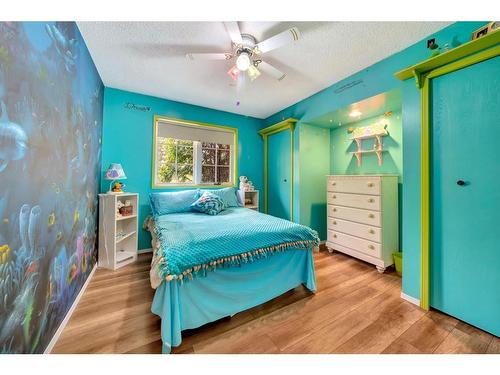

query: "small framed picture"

left=472, top=22, right=499, bottom=40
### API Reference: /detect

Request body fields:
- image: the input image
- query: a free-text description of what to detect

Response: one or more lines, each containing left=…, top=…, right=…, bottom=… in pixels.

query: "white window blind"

left=157, top=120, right=234, bottom=145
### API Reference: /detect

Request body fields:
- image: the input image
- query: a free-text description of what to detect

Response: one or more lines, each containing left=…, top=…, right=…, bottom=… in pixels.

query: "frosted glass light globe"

left=236, top=53, right=251, bottom=71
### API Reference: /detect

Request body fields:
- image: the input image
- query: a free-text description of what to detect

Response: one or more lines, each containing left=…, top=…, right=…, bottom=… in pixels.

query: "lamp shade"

left=104, top=163, right=127, bottom=180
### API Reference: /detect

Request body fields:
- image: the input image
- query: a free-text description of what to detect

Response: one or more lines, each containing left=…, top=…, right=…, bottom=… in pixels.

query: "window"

left=153, top=117, right=237, bottom=187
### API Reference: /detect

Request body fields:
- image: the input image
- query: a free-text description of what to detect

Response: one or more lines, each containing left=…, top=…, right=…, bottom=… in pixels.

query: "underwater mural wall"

left=0, top=22, right=103, bottom=353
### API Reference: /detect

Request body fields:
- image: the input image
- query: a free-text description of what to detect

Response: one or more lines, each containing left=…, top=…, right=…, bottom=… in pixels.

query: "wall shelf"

left=349, top=123, right=388, bottom=166
left=351, top=149, right=387, bottom=166
left=394, top=30, right=500, bottom=86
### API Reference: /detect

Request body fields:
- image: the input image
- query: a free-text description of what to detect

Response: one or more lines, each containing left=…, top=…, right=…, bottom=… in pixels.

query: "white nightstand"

left=98, top=193, right=138, bottom=270
left=238, top=190, right=259, bottom=211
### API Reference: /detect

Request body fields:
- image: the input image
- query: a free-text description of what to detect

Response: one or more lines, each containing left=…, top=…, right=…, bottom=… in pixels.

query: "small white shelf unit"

left=98, top=193, right=138, bottom=270
left=238, top=190, right=259, bottom=211
left=350, top=127, right=388, bottom=167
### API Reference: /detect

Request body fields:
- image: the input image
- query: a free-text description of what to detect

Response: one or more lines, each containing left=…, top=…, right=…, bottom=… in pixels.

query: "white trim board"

left=44, top=263, right=98, bottom=354
left=138, top=248, right=153, bottom=254
left=400, top=292, right=420, bottom=307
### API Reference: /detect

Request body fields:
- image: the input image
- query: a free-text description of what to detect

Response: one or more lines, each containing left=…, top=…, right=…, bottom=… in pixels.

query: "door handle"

left=456, top=180, right=466, bottom=186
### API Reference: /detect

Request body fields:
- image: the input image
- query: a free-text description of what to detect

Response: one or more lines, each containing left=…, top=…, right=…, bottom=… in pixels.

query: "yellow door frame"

left=395, top=34, right=500, bottom=310
left=259, top=118, right=298, bottom=221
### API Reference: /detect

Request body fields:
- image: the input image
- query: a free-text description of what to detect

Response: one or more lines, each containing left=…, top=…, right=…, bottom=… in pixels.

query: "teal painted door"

left=267, top=130, right=292, bottom=220
left=431, top=56, right=500, bottom=336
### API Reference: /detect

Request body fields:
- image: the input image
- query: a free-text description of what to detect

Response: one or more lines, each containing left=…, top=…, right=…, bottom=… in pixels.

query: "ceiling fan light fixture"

left=236, top=52, right=251, bottom=71
left=227, top=65, right=240, bottom=81
left=247, top=65, right=261, bottom=81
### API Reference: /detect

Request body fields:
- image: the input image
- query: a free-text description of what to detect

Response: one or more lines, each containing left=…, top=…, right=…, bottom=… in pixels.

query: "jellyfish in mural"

left=0, top=100, right=27, bottom=172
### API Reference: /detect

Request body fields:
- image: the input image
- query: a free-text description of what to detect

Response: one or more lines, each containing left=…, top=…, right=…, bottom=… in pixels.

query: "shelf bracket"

left=376, top=150, right=383, bottom=166
left=354, top=152, right=362, bottom=167
left=413, top=69, right=424, bottom=89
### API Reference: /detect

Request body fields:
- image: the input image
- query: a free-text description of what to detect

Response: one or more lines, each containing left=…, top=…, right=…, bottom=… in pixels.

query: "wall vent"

left=334, top=79, right=363, bottom=94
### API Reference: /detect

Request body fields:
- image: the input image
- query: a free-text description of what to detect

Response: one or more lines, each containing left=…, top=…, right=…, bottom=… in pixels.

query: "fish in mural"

left=45, top=24, right=77, bottom=73
left=0, top=101, right=28, bottom=172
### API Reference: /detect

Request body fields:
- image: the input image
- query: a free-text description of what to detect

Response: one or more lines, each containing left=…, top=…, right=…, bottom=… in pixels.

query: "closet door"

left=431, top=56, right=500, bottom=336
left=267, top=130, right=292, bottom=220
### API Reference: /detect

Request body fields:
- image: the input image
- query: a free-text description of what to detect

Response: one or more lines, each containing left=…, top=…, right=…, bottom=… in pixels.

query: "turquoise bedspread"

left=152, top=248, right=316, bottom=353
left=151, top=207, right=319, bottom=282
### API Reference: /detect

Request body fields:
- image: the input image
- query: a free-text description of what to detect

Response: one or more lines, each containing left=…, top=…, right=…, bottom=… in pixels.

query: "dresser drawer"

left=327, top=176, right=381, bottom=195
left=327, top=192, right=381, bottom=211
left=327, top=205, right=381, bottom=227
left=328, top=217, right=381, bottom=243
left=327, top=230, right=381, bottom=258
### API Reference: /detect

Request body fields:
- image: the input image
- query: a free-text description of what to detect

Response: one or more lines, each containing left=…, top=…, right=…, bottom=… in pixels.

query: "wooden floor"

left=53, top=250, right=500, bottom=354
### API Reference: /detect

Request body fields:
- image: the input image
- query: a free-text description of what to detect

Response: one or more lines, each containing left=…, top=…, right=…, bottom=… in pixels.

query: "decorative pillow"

left=191, top=192, right=225, bottom=215
left=200, top=187, right=242, bottom=208
left=149, top=190, right=200, bottom=216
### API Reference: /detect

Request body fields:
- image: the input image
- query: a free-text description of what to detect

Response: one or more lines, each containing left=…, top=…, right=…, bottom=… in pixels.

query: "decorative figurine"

left=111, top=181, right=125, bottom=193
left=428, top=40, right=441, bottom=57
left=239, top=176, right=255, bottom=191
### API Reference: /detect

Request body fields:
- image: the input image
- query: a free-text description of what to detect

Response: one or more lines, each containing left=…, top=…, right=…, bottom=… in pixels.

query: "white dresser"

left=325, top=175, right=398, bottom=273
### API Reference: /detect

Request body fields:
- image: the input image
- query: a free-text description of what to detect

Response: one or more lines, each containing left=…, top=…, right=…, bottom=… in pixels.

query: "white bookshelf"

left=238, top=190, right=259, bottom=211
left=98, top=193, right=138, bottom=270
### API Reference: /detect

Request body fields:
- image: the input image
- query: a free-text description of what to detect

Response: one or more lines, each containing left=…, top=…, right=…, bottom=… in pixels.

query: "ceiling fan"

left=186, top=22, right=300, bottom=82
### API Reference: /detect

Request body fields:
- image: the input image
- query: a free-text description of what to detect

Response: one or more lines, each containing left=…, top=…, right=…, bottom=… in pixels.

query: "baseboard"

left=44, top=263, right=97, bottom=354
left=400, top=292, right=420, bottom=307
left=138, top=248, right=153, bottom=254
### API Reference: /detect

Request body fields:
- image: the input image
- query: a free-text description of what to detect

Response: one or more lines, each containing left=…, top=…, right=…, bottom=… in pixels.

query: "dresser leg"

left=326, top=246, right=334, bottom=254
left=376, top=266, right=386, bottom=274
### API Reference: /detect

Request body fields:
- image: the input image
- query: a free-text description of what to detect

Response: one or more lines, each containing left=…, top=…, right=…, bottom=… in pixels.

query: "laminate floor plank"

left=52, top=251, right=496, bottom=354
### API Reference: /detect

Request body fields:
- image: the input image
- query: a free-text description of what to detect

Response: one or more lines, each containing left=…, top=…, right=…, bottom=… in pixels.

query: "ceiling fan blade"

left=258, top=61, right=286, bottom=81
left=223, top=22, right=243, bottom=45
left=186, top=53, right=232, bottom=61
left=255, top=27, right=300, bottom=54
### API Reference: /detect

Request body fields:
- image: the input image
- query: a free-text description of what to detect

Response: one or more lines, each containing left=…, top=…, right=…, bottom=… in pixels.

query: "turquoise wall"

left=298, top=124, right=330, bottom=240
left=102, top=88, right=265, bottom=250
left=264, top=22, right=487, bottom=301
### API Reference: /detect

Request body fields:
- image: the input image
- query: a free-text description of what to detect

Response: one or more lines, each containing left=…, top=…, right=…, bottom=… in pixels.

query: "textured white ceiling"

left=77, top=21, right=450, bottom=119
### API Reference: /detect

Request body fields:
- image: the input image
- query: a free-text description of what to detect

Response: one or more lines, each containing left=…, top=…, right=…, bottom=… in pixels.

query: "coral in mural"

left=0, top=21, right=103, bottom=353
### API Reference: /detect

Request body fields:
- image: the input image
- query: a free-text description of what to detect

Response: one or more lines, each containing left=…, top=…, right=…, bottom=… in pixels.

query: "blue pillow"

left=191, top=192, right=225, bottom=215
left=200, top=187, right=241, bottom=208
left=149, top=190, right=200, bottom=216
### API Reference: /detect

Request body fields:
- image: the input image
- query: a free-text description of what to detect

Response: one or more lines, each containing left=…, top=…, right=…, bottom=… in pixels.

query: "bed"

left=144, top=206, right=319, bottom=353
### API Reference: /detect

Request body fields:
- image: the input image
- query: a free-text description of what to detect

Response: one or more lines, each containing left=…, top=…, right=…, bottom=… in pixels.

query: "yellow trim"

left=396, top=43, right=500, bottom=311
left=420, top=76, right=430, bottom=310
left=152, top=115, right=238, bottom=189
left=259, top=118, right=297, bottom=221
left=394, top=29, right=500, bottom=82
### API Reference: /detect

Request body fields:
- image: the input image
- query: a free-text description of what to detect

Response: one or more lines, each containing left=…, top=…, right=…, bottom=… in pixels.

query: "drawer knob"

left=368, top=245, right=375, bottom=250
left=333, top=208, right=337, bottom=212
left=368, top=198, right=374, bottom=203
left=368, top=213, right=375, bottom=218
left=332, top=221, right=337, bottom=225
left=333, top=234, right=337, bottom=238
left=331, top=182, right=336, bottom=186
left=369, top=229, right=375, bottom=234
left=367, top=182, right=374, bottom=187
left=332, top=195, right=336, bottom=199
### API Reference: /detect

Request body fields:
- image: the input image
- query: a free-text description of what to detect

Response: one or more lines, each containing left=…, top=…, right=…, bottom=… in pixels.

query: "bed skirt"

left=151, top=247, right=316, bottom=353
